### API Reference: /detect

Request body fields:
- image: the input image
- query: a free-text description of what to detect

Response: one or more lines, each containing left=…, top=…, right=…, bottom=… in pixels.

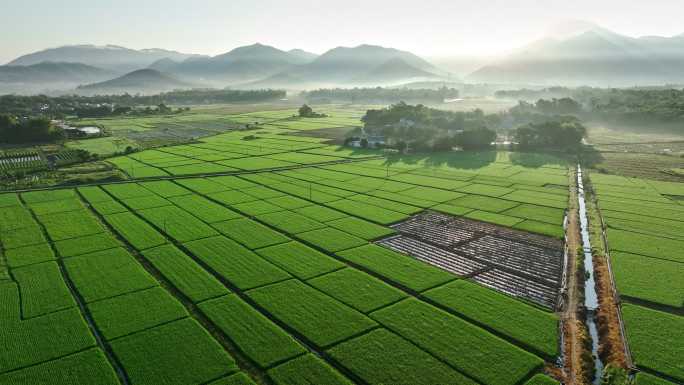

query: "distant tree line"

left=498, top=87, right=684, bottom=132
left=303, top=87, right=459, bottom=104
left=495, top=87, right=575, bottom=100
left=509, top=98, right=582, bottom=116
left=74, top=103, right=186, bottom=118
left=0, top=115, right=62, bottom=144
left=0, top=89, right=286, bottom=118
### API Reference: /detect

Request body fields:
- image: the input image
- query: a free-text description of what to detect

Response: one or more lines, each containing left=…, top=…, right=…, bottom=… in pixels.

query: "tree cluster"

left=298, top=104, right=327, bottom=118
left=360, top=102, right=497, bottom=151
left=0, top=115, right=63, bottom=144
left=513, top=119, right=587, bottom=149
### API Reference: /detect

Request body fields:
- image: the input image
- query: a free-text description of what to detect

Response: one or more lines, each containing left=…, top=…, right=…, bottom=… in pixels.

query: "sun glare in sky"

left=2, top=0, right=683, bottom=63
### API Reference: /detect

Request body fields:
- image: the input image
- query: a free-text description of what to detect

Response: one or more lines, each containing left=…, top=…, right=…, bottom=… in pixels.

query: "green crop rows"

left=590, top=171, right=683, bottom=383
left=0, top=114, right=603, bottom=385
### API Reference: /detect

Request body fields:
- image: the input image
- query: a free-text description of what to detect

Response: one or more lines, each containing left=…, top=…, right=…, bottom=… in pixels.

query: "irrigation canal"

left=577, top=164, right=604, bottom=384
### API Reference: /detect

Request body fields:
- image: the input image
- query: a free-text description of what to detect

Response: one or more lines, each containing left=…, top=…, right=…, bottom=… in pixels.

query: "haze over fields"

left=2, top=0, right=684, bottom=93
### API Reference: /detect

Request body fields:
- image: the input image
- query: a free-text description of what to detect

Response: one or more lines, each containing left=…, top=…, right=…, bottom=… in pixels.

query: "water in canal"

left=576, top=165, right=604, bottom=384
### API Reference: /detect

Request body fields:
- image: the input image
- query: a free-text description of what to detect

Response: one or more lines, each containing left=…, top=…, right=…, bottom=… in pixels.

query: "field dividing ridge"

left=17, top=193, right=130, bottom=385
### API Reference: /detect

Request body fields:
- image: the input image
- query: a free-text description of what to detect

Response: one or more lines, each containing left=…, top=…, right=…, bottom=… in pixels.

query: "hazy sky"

left=2, top=0, right=683, bottom=63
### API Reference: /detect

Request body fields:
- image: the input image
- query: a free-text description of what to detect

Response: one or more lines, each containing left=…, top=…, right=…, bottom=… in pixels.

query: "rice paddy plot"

left=89, top=287, right=187, bottom=340
left=267, top=354, right=352, bottom=385
left=256, top=210, right=327, bottom=234
left=256, top=241, right=344, bottom=279
left=424, top=279, right=560, bottom=357
left=168, top=194, right=242, bottom=223
left=184, top=236, right=291, bottom=290
left=4, top=243, right=55, bottom=268
left=0, top=304, right=96, bottom=372
left=212, top=218, right=290, bottom=249
left=308, top=268, right=407, bottom=313
left=12, top=261, right=76, bottom=318
left=0, top=348, right=119, bottom=385
left=64, top=247, right=158, bottom=303
left=610, top=251, right=683, bottom=308
left=621, top=304, right=684, bottom=381
left=371, top=298, right=543, bottom=385
left=110, top=318, right=238, bottom=385
left=199, top=294, right=306, bottom=368
left=137, top=205, right=219, bottom=242
left=296, top=227, right=367, bottom=253
left=327, top=328, right=477, bottom=385
left=337, top=244, right=455, bottom=292
left=103, top=212, right=167, bottom=250
left=142, top=244, right=228, bottom=303
left=247, top=279, right=377, bottom=348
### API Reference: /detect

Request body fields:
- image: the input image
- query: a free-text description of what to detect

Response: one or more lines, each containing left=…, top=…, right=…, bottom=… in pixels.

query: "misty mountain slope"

left=265, top=44, right=443, bottom=86
left=468, top=26, right=684, bottom=86
left=353, top=58, right=439, bottom=84
left=211, top=43, right=306, bottom=64
left=4, top=42, right=443, bottom=90
left=148, top=58, right=180, bottom=72
left=164, top=43, right=311, bottom=83
left=8, top=45, right=203, bottom=73
left=77, top=69, right=194, bottom=94
left=299, top=44, right=438, bottom=80
left=238, top=72, right=314, bottom=90
left=288, top=49, right=319, bottom=63
left=0, top=61, right=114, bottom=84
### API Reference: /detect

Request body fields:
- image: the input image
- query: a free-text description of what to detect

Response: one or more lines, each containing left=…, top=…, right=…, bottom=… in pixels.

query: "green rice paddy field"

left=0, top=108, right=679, bottom=384
left=589, top=172, right=684, bottom=384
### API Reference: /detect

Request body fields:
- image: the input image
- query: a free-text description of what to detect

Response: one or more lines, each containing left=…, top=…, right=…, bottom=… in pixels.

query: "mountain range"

left=3, top=23, right=684, bottom=95
left=8, top=45, right=204, bottom=73
left=468, top=24, right=684, bottom=86
left=0, top=43, right=444, bottom=94
left=0, top=61, right=114, bottom=84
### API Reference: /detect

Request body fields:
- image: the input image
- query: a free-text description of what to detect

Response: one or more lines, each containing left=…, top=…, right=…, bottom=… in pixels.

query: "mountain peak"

left=8, top=45, right=201, bottom=73
left=468, top=22, right=684, bottom=86
left=545, top=20, right=602, bottom=40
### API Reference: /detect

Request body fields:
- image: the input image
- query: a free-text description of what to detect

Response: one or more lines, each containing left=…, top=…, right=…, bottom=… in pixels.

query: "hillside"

left=468, top=26, right=684, bottom=86
left=353, top=58, right=439, bottom=84
left=267, top=44, right=443, bottom=87
left=287, top=49, right=319, bottom=63
left=8, top=45, right=203, bottom=73
left=77, top=68, right=194, bottom=94
left=0, top=61, right=114, bottom=84
left=295, top=44, right=438, bottom=81
left=164, top=43, right=312, bottom=84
